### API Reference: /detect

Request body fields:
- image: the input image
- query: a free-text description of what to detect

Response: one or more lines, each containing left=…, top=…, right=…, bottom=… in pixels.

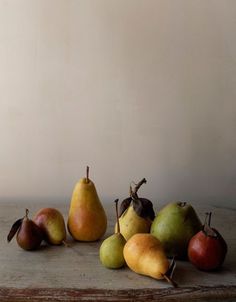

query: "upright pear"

left=68, top=167, right=107, bottom=241
left=124, top=233, right=177, bottom=286
left=33, top=208, right=67, bottom=245
left=151, top=202, right=202, bottom=259
left=8, top=209, right=43, bottom=251
left=99, top=199, right=126, bottom=269
left=115, top=178, right=155, bottom=241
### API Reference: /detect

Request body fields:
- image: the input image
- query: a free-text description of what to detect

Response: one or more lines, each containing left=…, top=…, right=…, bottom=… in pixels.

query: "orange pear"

left=68, top=167, right=107, bottom=241
left=124, top=233, right=177, bottom=286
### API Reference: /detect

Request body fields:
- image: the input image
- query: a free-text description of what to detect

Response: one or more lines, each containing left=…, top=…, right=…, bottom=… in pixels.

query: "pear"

left=99, top=199, right=126, bottom=269
left=33, top=208, right=67, bottom=245
left=115, top=178, right=155, bottom=241
left=68, top=166, right=107, bottom=241
left=7, top=209, right=43, bottom=251
left=151, top=202, right=202, bottom=259
left=123, top=233, right=177, bottom=286
left=188, top=212, right=228, bottom=271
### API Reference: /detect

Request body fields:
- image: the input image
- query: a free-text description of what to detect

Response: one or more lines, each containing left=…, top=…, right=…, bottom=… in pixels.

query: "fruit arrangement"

left=7, top=167, right=228, bottom=287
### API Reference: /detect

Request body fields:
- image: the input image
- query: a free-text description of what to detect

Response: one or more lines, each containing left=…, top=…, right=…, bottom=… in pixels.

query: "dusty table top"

left=0, top=201, right=235, bottom=301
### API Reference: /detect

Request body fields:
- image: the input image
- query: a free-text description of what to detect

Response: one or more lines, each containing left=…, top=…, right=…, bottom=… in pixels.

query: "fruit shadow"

left=62, top=235, right=99, bottom=257
left=38, top=241, right=54, bottom=251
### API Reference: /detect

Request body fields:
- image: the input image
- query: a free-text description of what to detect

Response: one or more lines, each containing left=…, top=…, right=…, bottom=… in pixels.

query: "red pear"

left=188, top=212, right=227, bottom=271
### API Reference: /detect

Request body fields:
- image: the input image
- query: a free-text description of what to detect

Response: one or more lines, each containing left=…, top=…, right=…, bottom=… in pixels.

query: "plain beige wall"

left=0, top=0, right=235, bottom=208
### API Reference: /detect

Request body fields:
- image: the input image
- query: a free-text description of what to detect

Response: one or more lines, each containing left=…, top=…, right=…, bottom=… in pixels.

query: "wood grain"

left=0, top=201, right=236, bottom=301
left=1, top=286, right=236, bottom=301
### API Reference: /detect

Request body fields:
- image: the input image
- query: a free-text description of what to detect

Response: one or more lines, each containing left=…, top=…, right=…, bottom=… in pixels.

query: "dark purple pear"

left=8, top=209, right=43, bottom=251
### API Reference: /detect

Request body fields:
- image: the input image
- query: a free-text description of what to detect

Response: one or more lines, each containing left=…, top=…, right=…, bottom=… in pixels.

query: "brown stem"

left=204, top=212, right=209, bottom=226
left=163, top=274, right=178, bottom=288
left=25, top=209, right=29, bottom=219
left=62, top=240, right=70, bottom=247
left=114, top=199, right=120, bottom=233
left=131, top=178, right=147, bottom=199
left=208, top=212, right=212, bottom=227
left=86, top=166, right=89, bottom=183
left=129, top=185, right=133, bottom=198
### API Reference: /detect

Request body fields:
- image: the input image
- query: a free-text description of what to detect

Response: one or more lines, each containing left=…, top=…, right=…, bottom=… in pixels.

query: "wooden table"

left=0, top=201, right=236, bottom=301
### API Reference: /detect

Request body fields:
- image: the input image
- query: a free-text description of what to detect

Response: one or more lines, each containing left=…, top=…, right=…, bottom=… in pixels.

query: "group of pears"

left=8, top=167, right=227, bottom=286
left=8, top=167, right=107, bottom=249
left=99, top=178, right=202, bottom=287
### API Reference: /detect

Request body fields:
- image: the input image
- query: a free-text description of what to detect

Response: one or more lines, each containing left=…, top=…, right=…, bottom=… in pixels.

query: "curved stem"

left=131, top=178, right=147, bottom=199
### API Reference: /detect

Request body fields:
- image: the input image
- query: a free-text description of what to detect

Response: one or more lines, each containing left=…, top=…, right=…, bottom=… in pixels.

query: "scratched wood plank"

left=0, top=201, right=235, bottom=301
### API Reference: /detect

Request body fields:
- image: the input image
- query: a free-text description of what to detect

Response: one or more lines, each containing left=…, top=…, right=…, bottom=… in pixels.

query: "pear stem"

left=208, top=212, right=212, bottom=227
left=131, top=178, right=147, bottom=199
left=163, top=274, right=178, bottom=288
left=62, top=240, right=70, bottom=247
left=25, top=209, right=29, bottom=219
left=114, top=199, right=120, bottom=234
left=86, top=166, right=89, bottom=183
left=129, top=185, right=133, bottom=197
left=204, top=212, right=209, bottom=227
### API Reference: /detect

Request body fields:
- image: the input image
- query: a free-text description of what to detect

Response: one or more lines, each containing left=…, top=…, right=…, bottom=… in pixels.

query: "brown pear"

left=13, top=209, right=43, bottom=250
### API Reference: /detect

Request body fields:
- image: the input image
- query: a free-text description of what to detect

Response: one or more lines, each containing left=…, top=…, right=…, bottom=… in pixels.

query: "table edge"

left=0, top=285, right=236, bottom=301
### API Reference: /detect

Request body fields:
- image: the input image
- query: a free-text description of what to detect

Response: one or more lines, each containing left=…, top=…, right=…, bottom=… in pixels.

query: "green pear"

left=33, top=208, right=67, bottom=245
left=151, top=202, right=202, bottom=259
left=99, top=199, right=126, bottom=269
left=115, top=178, right=155, bottom=241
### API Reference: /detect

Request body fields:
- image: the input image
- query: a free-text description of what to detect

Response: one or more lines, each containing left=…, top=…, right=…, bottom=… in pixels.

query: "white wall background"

left=0, top=0, right=236, bottom=208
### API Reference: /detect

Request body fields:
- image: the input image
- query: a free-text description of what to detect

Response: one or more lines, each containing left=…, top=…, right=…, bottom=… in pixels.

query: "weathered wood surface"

left=0, top=201, right=235, bottom=301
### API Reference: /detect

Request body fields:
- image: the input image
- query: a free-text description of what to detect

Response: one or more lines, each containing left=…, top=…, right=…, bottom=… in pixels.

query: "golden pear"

left=123, top=233, right=170, bottom=280
left=68, top=167, right=107, bottom=241
left=115, top=178, right=155, bottom=241
left=115, top=206, right=152, bottom=241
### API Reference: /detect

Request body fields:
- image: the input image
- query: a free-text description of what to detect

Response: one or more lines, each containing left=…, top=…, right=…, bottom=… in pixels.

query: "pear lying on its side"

left=124, top=233, right=177, bottom=286
left=34, top=208, right=67, bottom=245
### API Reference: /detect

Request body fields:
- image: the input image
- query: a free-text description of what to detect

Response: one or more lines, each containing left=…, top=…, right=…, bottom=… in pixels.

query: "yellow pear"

left=33, top=208, right=66, bottom=245
left=115, top=178, right=155, bottom=241
left=124, top=233, right=176, bottom=285
left=68, top=167, right=107, bottom=241
left=115, top=206, right=152, bottom=241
